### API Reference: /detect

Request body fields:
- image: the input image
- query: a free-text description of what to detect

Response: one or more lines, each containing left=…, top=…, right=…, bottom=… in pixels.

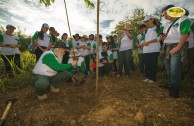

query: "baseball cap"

left=6, top=24, right=16, bottom=29
left=144, top=15, right=154, bottom=22
left=42, top=23, right=49, bottom=28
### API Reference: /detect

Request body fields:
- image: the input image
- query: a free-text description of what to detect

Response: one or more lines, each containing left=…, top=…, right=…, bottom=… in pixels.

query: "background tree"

left=39, top=0, right=94, bottom=8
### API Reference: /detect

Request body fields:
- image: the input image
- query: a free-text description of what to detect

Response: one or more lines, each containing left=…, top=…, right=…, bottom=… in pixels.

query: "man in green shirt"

left=32, top=42, right=77, bottom=101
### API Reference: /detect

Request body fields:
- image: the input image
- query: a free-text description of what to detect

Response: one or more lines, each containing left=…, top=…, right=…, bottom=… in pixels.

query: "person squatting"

left=0, top=5, right=194, bottom=100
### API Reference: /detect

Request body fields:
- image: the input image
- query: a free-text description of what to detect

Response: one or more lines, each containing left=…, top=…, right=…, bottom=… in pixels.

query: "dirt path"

left=0, top=72, right=194, bottom=126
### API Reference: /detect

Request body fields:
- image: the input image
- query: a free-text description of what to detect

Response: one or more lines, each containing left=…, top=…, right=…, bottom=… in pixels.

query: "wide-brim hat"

left=73, top=33, right=81, bottom=39
left=53, top=42, right=70, bottom=50
left=6, top=24, right=16, bottom=29
left=123, top=24, right=133, bottom=31
left=69, top=50, right=80, bottom=57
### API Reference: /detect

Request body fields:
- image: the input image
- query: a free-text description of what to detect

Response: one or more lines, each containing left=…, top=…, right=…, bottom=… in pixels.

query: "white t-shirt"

left=89, top=40, right=96, bottom=54
left=143, top=26, right=160, bottom=53
left=77, top=41, right=90, bottom=56
left=163, top=16, right=190, bottom=44
left=119, top=34, right=133, bottom=51
left=0, top=33, right=20, bottom=55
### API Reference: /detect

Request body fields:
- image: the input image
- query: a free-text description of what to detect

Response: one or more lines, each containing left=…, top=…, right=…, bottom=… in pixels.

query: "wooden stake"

left=96, top=0, right=100, bottom=91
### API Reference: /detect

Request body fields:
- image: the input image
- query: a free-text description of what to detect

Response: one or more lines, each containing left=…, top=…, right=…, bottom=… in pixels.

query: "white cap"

left=144, top=15, right=154, bottom=22
left=42, top=23, right=49, bottom=28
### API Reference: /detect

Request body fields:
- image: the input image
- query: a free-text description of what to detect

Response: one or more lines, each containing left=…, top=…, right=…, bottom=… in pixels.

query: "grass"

left=0, top=51, right=36, bottom=92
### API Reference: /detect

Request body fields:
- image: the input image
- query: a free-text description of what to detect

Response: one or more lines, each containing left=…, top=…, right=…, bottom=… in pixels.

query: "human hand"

left=9, top=44, right=18, bottom=48
left=143, top=41, right=150, bottom=46
left=169, top=46, right=181, bottom=55
left=71, top=60, right=78, bottom=67
left=160, top=34, right=167, bottom=41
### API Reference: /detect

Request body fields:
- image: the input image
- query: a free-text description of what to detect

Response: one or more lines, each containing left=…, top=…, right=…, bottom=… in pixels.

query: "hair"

left=49, top=27, right=55, bottom=31
left=184, top=8, right=189, bottom=16
left=61, top=33, right=68, bottom=40
left=113, top=35, right=117, bottom=38
left=162, top=5, right=175, bottom=13
left=38, top=28, right=44, bottom=40
left=108, top=36, right=116, bottom=48
left=102, top=42, right=108, bottom=46
left=138, top=24, right=146, bottom=30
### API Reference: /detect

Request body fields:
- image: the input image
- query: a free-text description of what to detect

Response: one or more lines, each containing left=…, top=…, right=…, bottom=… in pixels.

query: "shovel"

left=0, top=98, right=17, bottom=126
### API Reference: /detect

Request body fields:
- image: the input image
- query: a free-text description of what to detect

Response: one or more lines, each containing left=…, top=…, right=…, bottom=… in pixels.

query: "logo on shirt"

left=172, top=23, right=179, bottom=28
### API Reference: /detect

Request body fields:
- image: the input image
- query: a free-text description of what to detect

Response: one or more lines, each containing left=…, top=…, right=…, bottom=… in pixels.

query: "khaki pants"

left=33, top=71, right=71, bottom=96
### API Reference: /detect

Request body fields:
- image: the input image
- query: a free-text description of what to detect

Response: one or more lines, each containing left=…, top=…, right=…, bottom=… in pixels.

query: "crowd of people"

left=0, top=5, right=194, bottom=100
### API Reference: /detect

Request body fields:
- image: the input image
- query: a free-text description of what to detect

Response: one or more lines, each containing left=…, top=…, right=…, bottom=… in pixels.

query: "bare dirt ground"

left=0, top=72, right=194, bottom=126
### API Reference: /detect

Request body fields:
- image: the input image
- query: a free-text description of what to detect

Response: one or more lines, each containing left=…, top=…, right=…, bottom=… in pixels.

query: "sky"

left=0, top=0, right=194, bottom=38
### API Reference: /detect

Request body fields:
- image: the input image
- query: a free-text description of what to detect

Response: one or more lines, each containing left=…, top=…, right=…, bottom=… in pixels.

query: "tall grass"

left=0, top=51, right=36, bottom=92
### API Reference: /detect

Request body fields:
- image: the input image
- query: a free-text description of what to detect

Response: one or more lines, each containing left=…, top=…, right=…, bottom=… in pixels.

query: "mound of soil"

left=0, top=72, right=194, bottom=126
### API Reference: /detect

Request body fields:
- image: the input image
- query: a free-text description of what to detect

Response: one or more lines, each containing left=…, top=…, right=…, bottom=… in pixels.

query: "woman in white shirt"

left=142, top=16, right=161, bottom=83
left=33, top=23, right=53, bottom=62
left=117, top=24, right=134, bottom=77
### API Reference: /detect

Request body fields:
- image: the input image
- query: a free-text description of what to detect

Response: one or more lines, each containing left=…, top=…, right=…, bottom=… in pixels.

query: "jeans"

left=99, top=63, right=112, bottom=76
left=164, top=52, right=182, bottom=90
left=34, top=71, right=71, bottom=96
left=84, top=55, right=90, bottom=75
left=118, top=49, right=132, bottom=76
left=138, top=53, right=144, bottom=73
left=144, top=52, right=159, bottom=81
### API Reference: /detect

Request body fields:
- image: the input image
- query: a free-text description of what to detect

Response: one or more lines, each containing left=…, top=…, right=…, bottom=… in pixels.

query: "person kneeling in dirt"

left=32, top=42, right=77, bottom=101
left=98, top=42, right=114, bottom=76
left=68, top=50, right=86, bottom=86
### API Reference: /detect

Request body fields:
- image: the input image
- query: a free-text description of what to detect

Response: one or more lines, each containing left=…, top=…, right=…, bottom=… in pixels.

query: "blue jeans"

left=118, top=49, right=132, bottom=75
left=164, top=52, right=182, bottom=90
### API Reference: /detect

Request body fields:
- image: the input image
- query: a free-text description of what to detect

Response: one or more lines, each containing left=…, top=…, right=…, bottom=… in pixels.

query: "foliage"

left=111, top=8, right=147, bottom=35
left=0, top=51, right=36, bottom=92
left=39, top=0, right=95, bottom=8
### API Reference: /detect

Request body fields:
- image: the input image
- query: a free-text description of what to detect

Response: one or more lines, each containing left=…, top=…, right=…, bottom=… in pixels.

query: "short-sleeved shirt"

left=77, top=41, right=91, bottom=56
left=0, top=33, right=20, bottom=55
left=98, top=50, right=114, bottom=67
left=119, top=34, right=133, bottom=51
left=163, top=16, right=191, bottom=44
left=32, top=32, right=53, bottom=47
left=143, top=26, right=161, bottom=53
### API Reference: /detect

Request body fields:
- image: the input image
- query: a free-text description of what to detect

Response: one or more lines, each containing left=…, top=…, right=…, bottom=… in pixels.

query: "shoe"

left=37, top=94, right=48, bottom=101
left=169, top=88, right=179, bottom=98
left=117, top=74, right=121, bottom=78
left=50, top=86, right=60, bottom=93
left=148, top=80, right=154, bottom=83
left=143, top=78, right=149, bottom=82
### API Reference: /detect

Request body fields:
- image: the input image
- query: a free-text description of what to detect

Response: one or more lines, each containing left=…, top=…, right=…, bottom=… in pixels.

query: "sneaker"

left=143, top=78, right=150, bottom=82
left=148, top=80, right=154, bottom=83
left=50, top=86, right=60, bottom=93
left=37, top=94, right=48, bottom=101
